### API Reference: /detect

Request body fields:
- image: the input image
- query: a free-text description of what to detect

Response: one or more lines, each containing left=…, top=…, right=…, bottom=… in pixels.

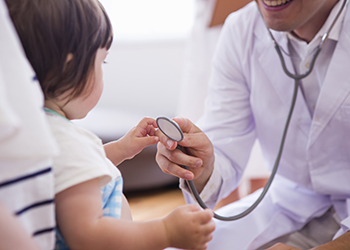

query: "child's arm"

left=56, top=178, right=215, bottom=250
left=104, top=117, right=159, bottom=166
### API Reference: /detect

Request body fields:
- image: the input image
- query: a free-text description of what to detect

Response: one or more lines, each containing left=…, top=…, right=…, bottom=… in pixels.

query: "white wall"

left=74, top=0, right=194, bottom=137
left=75, top=39, right=188, bottom=139
left=100, top=39, right=186, bottom=115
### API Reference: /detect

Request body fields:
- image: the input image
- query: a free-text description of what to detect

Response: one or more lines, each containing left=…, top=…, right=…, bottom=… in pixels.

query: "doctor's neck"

left=289, top=0, right=339, bottom=43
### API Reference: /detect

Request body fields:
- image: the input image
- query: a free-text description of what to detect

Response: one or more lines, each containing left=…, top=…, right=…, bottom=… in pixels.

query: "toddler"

left=5, top=0, right=215, bottom=249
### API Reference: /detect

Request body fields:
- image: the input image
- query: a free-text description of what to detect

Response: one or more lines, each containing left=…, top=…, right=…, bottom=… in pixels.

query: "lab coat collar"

left=255, top=4, right=350, bottom=147
left=309, top=6, right=350, bottom=148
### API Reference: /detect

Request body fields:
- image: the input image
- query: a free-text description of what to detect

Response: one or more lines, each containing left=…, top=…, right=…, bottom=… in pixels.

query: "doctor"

left=156, top=0, right=350, bottom=249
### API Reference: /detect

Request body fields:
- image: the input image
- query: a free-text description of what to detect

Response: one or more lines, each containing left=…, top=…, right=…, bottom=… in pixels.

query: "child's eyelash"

left=103, top=61, right=108, bottom=64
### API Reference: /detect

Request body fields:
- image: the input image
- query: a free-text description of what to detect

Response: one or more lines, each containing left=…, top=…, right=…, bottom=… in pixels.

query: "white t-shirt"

left=0, top=1, right=59, bottom=249
left=47, top=111, right=123, bottom=250
left=45, top=111, right=120, bottom=195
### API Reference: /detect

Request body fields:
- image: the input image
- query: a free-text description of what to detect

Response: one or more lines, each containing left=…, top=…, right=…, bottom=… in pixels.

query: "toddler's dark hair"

left=5, top=0, right=113, bottom=100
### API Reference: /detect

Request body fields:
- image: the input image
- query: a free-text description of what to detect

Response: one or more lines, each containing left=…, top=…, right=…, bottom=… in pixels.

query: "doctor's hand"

left=265, top=243, right=302, bottom=250
left=155, top=117, right=215, bottom=193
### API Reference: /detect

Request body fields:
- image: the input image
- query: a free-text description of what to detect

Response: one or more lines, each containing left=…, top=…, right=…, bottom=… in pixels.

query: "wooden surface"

left=127, top=186, right=186, bottom=221
left=127, top=178, right=268, bottom=221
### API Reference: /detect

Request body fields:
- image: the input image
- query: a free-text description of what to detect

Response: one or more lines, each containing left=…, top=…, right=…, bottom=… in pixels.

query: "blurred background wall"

left=74, top=0, right=196, bottom=192
left=74, top=0, right=270, bottom=196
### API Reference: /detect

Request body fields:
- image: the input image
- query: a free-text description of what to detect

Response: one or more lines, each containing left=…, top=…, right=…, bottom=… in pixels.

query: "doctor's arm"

left=157, top=13, right=256, bottom=204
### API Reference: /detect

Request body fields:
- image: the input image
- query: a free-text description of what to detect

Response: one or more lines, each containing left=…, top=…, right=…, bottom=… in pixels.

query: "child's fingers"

left=195, top=244, right=209, bottom=250
left=196, top=209, right=214, bottom=224
left=138, top=117, right=157, bottom=128
left=146, top=124, right=158, bottom=136
left=181, top=205, right=214, bottom=223
left=202, top=218, right=216, bottom=234
left=138, top=136, right=159, bottom=147
left=136, top=119, right=158, bottom=137
left=195, top=231, right=213, bottom=250
left=182, top=204, right=201, bottom=212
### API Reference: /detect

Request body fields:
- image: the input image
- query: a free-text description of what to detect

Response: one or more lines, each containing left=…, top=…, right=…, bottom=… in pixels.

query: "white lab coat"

left=182, top=2, right=350, bottom=249
left=177, top=0, right=270, bottom=187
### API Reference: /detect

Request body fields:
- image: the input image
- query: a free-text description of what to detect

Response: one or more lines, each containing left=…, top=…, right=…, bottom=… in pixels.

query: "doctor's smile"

left=262, top=0, right=293, bottom=8
left=3, top=0, right=350, bottom=248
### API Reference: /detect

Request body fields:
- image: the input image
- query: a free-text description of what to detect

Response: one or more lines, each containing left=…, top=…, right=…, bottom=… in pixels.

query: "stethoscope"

left=157, top=0, right=347, bottom=221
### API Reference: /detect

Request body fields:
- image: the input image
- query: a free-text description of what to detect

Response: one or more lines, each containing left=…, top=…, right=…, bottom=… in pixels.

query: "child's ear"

left=66, top=53, right=73, bottom=63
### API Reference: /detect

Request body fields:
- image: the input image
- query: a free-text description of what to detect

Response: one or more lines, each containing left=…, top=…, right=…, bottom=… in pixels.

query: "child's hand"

left=163, top=204, right=215, bottom=250
left=119, top=117, right=159, bottom=160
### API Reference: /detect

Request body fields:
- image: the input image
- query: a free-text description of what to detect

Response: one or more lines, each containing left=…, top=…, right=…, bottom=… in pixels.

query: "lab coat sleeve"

left=184, top=9, right=257, bottom=206
left=180, top=153, right=230, bottom=208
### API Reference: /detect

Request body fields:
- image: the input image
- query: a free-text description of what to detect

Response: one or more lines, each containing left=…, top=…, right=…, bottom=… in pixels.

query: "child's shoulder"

left=45, top=111, right=101, bottom=145
left=45, top=112, right=117, bottom=194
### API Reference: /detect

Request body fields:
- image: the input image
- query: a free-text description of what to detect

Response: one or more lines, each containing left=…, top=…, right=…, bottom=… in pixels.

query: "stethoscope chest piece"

left=156, top=117, right=183, bottom=142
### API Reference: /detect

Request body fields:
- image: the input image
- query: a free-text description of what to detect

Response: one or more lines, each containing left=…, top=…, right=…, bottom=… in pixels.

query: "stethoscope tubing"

left=182, top=79, right=299, bottom=221
left=182, top=0, right=347, bottom=221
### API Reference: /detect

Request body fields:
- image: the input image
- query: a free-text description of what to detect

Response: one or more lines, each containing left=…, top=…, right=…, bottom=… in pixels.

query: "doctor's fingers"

left=155, top=127, right=178, bottom=150
left=173, top=117, right=201, bottom=134
left=156, top=143, right=201, bottom=180
left=179, top=130, right=213, bottom=153
left=156, top=140, right=202, bottom=169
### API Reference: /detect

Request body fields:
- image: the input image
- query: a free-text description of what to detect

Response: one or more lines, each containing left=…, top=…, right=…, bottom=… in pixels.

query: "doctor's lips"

left=262, top=0, right=293, bottom=8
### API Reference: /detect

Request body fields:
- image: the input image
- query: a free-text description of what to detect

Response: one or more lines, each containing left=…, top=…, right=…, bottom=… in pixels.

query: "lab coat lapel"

left=309, top=13, right=350, bottom=148
left=257, top=29, right=312, bottom=137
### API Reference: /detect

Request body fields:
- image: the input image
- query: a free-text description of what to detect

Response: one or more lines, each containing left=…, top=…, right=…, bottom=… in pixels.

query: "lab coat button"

left=305, top=62, right=310, bottom=68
